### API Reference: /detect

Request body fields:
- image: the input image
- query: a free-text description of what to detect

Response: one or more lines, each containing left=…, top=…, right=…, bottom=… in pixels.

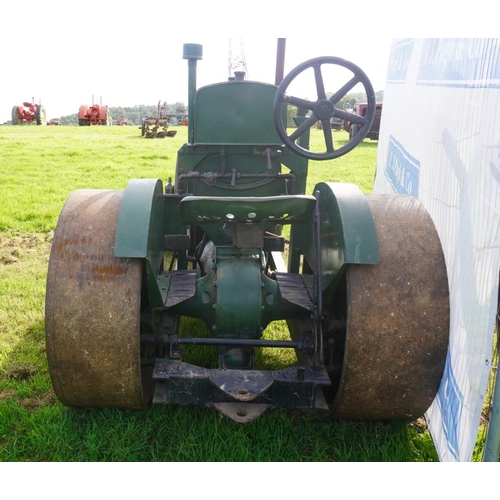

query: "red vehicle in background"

left=343, top=102, right=382, bottom=140
left=11, top=99, right=47, bottom=125
left=78, top=103, right=112, bottom=126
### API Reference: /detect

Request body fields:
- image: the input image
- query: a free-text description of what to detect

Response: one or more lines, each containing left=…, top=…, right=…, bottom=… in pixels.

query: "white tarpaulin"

left=374, top=38, right=500, bottom=461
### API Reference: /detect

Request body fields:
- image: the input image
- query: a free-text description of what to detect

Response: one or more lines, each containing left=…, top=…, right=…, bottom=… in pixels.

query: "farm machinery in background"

left=170, top=104, right=188, bottom=126
left=78, top=97, right=112, bottom=126
left=46, top=42, right=449, bottom=424
left=343, top=102, right=383, bottom=140
left=116, top=117, right=133, bottom=126
left=141, top=101, right=178, bottom=138
left=11, top=99, right=47, bottom=125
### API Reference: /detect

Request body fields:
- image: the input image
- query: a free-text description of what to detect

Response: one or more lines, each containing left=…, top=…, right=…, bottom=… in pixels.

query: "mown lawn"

left=0, top=124, right=484, bottom=462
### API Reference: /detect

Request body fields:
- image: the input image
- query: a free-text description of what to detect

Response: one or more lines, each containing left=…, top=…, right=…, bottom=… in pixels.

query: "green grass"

left=306, top=129, right=379, bottom=194
left=0, top=124, right=483, bottom=462
left=0, top=125, right=182, bottom=232
left=0, top=404, right=437, bottom=462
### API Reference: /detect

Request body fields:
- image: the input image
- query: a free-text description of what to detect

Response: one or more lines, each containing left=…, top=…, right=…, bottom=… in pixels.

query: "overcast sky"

left=0, top=2, right=395, bottom=122
left=0, top=2, right=494, bottom=123
left=0, top=34, right=392, bottom=122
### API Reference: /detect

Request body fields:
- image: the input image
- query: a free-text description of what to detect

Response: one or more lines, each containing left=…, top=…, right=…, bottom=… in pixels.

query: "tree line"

left=336, top=90, right=384, bottom=109
left=57, top=102, right=187, bottom=126
left=55, top=91, right=383, bottom=126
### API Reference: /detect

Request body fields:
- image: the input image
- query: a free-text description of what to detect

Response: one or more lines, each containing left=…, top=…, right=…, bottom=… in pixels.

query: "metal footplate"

left=164, top=270, right=197, bottom=307
left=275, top=272, right=314, bottom=311
left=152, top=359, right=330, bottom=422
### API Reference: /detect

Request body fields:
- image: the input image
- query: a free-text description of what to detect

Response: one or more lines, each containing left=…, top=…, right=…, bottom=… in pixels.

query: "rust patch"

left=90, top=264, right=127, bottom=279
left=52, top=236, right=93, bottom=253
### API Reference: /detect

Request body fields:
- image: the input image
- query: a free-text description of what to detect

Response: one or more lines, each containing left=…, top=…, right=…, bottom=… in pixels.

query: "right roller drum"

left=329, top=194, right=450, bottom=420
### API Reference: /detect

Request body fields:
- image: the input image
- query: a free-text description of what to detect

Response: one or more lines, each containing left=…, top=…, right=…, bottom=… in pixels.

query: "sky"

left=0, top=2, right=397, bottom=123
left=0, top=34, right=392, bottom=122
left=0, top=2, right=495, bottom=124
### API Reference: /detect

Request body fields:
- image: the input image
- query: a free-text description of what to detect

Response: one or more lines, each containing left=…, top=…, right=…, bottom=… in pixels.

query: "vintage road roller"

left=45, top=43, right=449, bottom=423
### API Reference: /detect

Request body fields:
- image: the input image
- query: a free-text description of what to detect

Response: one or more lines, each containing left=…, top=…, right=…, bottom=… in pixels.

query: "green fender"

left=305, top=182, right=380, bottom=295
left=115, top=179, right=165, bottom=305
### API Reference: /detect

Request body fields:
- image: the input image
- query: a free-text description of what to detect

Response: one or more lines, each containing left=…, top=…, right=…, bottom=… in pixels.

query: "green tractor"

left=45, top=43, right=449, bottom=423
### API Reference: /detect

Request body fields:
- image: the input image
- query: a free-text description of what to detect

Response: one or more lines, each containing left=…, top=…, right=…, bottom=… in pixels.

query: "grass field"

left=0, top=124, right=488, bottom=462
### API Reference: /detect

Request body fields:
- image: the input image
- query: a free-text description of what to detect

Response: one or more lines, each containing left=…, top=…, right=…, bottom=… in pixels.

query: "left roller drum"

left=45, top=190, right=151, bottom=410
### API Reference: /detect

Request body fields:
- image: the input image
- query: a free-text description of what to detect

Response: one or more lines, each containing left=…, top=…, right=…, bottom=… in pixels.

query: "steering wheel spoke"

left=273, top=56, right=376, bottom=160
left=335, top=109, right=359, bottom=122
left=328, top=75, right=362, bottom=105
left=313, top=63, right=327, bottom=99
left=289, top=114, right=318, bottom=142
left=322, top=122, right=335, bottom=152
left=285, top=94, right=314, bottom=112
left=346, top=113, right=369, bottom=125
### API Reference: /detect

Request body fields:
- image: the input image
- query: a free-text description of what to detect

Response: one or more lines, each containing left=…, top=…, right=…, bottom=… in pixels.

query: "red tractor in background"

left=78, top=97, right=112, bottom=126
left=116, top=117, right=132, bottom=126
left=11, top=99, right=47, bottom=125
left=343, top=102, right=383, bottom=140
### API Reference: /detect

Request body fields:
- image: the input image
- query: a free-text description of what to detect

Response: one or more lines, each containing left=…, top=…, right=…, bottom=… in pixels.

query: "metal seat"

left=179, top=195, right=316, bottom=225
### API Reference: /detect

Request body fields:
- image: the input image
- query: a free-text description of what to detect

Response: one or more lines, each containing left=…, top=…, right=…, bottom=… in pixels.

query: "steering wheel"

left=273, top=56, right=376, bottom=160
